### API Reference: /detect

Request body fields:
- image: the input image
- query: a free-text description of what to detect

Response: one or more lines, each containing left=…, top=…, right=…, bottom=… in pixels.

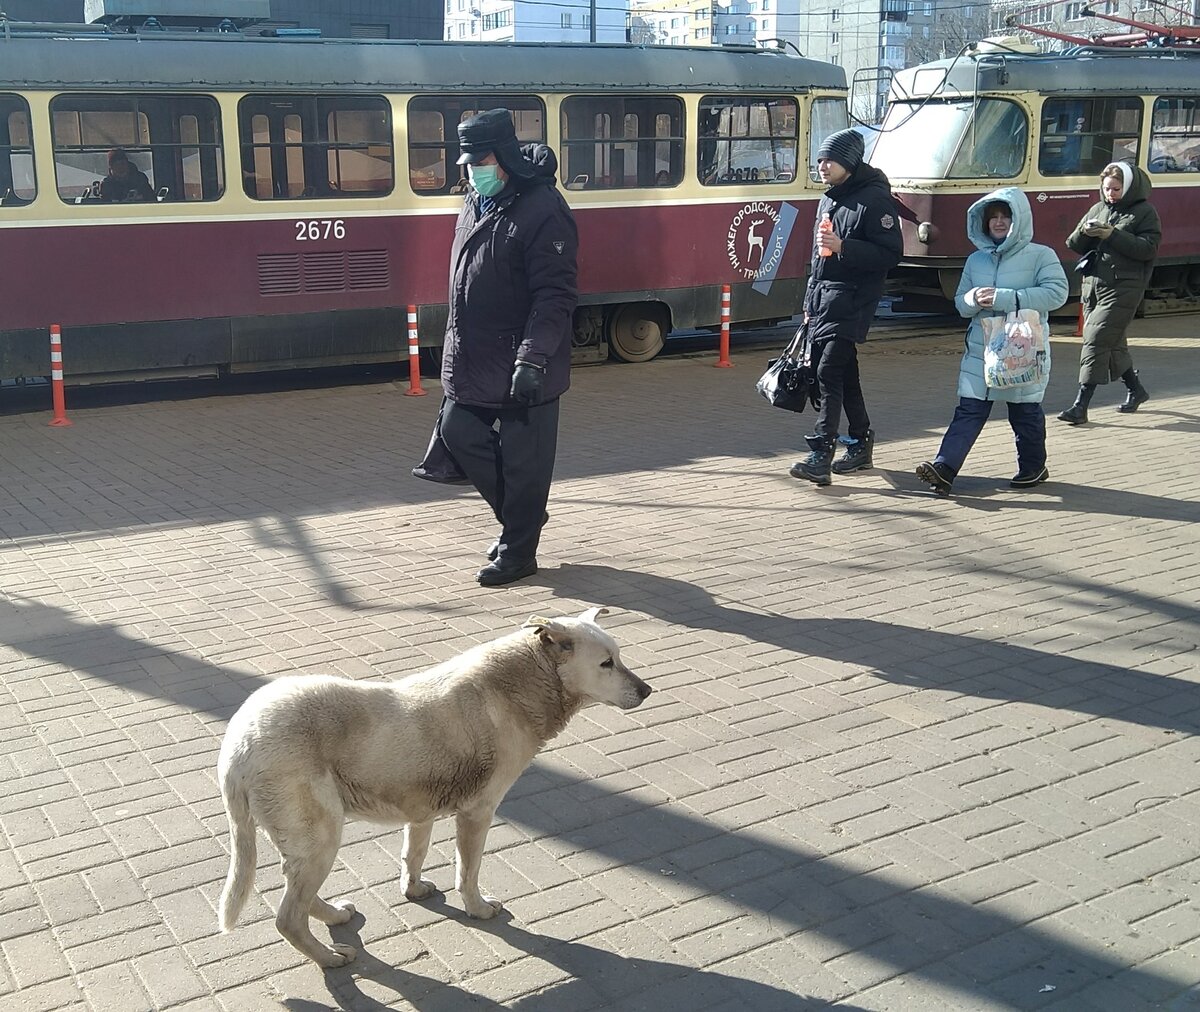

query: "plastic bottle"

left=818, top=212, right=833, bottom=257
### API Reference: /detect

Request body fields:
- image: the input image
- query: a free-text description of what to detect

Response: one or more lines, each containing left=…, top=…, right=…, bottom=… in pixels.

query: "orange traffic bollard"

left=404, top=304, right=427, bottom=397
left=715, top=283, right=733, bottom=368
left=48, top=324, right=72, bottom=427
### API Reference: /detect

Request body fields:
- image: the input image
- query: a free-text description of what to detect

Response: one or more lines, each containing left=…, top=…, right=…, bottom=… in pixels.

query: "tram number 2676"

left=295, top=219, right=347, bottom=241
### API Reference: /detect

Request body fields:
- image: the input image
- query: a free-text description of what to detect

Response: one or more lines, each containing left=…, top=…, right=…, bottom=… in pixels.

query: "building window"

left=832, top=31, right=839, bottom=43
left=52, top=93, right=224, bottom=204
left=562, top=12, right=572, bottom=27
left=831, top=7, right=840, bottom=19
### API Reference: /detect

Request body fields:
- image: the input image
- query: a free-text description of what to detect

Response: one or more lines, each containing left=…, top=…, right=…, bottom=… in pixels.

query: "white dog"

left=217, top=607, right=651, bottom=967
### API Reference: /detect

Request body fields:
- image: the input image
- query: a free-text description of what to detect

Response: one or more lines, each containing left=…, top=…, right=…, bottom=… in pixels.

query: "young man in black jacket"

left=438, top=109, right=579, bottom=586
left=791, top=129, right=903, bottom=486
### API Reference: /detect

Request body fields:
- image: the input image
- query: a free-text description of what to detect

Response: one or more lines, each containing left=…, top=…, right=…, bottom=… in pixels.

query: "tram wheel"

left=607, top=303, right=668, bottom=363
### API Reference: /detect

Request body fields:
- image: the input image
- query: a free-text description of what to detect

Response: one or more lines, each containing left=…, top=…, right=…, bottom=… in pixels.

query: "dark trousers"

left=440, top=397, right=559, bottom=562
left=812, top=338, right=870, bottom=442
left=934, top=397, right=1046, bottom=476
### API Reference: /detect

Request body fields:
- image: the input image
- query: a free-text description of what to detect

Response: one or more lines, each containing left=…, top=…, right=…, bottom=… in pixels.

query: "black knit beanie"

left=817, top=129, right=865, bottom=172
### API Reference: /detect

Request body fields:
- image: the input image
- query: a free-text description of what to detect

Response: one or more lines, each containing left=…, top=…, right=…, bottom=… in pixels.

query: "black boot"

left=832, top=429, right=875, bottom=474
left=1057, top=384, right=1095, bottom=425
left=1116, top=369, right=1149, bottom=413
left=790, top=435, right=834, bottom=486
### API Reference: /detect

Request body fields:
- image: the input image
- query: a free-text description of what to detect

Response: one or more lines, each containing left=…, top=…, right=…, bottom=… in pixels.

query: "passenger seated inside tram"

left=99, top=148, right=154, bottom=203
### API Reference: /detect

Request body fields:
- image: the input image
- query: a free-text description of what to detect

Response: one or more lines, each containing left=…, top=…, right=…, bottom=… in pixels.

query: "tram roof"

left=0, top=32, right=847, bottom=94
left=890, top=47, right=1200, bottom=100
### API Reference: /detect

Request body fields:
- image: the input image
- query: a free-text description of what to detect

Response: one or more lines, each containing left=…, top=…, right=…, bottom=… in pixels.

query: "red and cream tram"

left=869, top=35, right=1200, bottom=313
left=0, top=23, right=848, bottom=382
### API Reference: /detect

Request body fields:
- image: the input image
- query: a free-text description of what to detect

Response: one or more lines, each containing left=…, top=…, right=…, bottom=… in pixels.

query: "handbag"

left=1073, top=249, right=1097, bottom=276
left=755, top=325, right=821, bottom=413
left=981, top=307, right=1048, bottom=390
left=412, top=398, right=471, bottom=484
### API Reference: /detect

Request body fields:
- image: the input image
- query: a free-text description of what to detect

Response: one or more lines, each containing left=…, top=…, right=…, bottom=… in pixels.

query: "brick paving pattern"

left=0, top=318, right=1197, bottom=1011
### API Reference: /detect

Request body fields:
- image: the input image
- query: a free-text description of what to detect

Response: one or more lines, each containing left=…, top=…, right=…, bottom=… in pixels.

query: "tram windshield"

left=871, top=99, right=1027, bottom=180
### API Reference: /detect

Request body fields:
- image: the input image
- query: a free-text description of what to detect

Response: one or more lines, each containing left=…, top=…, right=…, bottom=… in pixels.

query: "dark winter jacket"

left=802, top=163, right=903, bottom=344
left=1066, top=162, right=1160, bottom=297
left=1065, top=163, right=1161, bottom=383
left=441, top=143, right=579, bottom=408
left=99, top=166, right=154, bottom=203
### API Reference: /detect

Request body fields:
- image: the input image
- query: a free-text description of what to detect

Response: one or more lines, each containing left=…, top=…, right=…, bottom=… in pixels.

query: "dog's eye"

left=601, top=658, right=614, bottom=668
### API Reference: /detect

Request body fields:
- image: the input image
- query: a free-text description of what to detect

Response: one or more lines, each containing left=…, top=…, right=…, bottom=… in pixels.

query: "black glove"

left=510, top=361, right=545, bottom=406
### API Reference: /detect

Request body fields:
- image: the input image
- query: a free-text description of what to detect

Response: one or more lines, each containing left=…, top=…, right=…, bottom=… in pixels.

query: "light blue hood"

left=966, top=186, right=1034, bottom=257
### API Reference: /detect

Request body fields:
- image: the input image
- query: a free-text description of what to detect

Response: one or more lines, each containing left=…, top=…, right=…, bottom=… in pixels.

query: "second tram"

left=869, top=37, right=1200, bottom=313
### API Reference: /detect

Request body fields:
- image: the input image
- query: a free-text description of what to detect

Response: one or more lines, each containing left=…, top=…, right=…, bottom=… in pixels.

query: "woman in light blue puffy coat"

left=916, top=187, right=1068, bottom=495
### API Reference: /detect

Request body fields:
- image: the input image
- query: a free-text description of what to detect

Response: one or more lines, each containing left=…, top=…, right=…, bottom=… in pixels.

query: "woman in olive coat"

left=1057, top=162, right=1161, bottom=424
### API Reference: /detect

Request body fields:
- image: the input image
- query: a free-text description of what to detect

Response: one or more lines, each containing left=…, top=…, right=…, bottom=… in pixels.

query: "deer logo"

left=746, top=219, right=766, bottom=266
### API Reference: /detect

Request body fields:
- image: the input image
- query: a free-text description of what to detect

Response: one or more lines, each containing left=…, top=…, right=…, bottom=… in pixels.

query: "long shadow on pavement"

left=494, top=765, right=1187, bottom=1009
left=0, top=593, right=265, bottom=721
left=544, top=564, right=1200, bottom=736
left=302, top=910, right=840, bottom=1011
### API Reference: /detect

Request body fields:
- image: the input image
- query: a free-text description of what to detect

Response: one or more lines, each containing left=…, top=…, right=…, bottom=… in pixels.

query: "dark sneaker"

left=476, top=557, right=538, bottom=587
left=1010, top=465, right=1050, bottom=488
left=916, top=461, right=953, bottom=495
left=831, top=429, right=875, bottom=474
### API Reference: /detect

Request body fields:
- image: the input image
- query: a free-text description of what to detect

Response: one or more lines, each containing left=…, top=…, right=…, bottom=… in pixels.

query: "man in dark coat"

left=439, top=109, right=579, bottom=587
left=99, top=148, right=154, bottom=203
left=791, top=129, right=902, bottom=486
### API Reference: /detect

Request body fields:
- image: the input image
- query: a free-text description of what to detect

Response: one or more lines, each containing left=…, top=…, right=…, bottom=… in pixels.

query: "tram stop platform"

left=0, top=315, right=1198, bottom=1011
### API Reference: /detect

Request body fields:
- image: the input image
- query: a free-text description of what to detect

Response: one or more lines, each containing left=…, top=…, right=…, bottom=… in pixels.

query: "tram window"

left=1038, top=98, right=1142, bottom=176
left=561, top=96, right=684, bottom=189
left=408, top=96, right=544, bottom=196
left=1149, top=97, right=1200, bottom=173
left=947, top=100, right=1027, bottom=178
left=872, top=99, right=1025, bottom=179
left=238, top=95, right=393, bottom=200
left=809, top=97, right=849, bottom=182
left=51, top=94, right=223, bottom=204
left=698, top=96, right=797, bottom=186
left=1, top=96, right=35, bottom=205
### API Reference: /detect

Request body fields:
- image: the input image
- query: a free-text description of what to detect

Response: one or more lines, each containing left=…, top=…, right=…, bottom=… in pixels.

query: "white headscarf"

left=1101, top=161, right=1133, bottom=202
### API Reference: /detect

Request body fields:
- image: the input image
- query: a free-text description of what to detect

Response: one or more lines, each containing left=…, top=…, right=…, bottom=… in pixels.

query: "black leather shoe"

left=487, top=512, right=550, bottom=561
left=476, top=557, right=538, bottom=587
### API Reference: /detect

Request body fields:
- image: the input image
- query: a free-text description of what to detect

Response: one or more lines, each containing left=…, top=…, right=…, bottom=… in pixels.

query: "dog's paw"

left=315, top=943, right=357, bottom=968
left=404, top=878, right=436, bottom=901
left=464, top=895, right=503, bottom=919
left=328, top=900, right=356, bottom=924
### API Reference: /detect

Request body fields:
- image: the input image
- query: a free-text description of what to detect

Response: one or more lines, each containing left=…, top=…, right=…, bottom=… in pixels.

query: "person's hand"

left=510, top=361, right=544, bottom=406
left=974, top=287, right=997, bottom=308
left=1083, top=220, right=1114, bottom=240
left=817, top=228, right=843, bottom=256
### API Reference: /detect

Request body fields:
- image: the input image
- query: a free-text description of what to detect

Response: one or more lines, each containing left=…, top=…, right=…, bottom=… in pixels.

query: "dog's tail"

left=218, top=775, right=257, bottom=932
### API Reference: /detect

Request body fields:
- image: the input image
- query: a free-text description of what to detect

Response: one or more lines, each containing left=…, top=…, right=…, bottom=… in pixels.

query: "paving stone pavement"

left=0, top=317, right=1198, bottom=1012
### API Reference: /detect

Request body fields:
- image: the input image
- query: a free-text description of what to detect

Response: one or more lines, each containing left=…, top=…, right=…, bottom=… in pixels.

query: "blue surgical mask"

left=468, top=163, right=505, bottom=198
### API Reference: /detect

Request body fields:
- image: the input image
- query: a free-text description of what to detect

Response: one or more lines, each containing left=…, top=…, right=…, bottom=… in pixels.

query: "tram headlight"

left=917, top=221, right=938, bottom=245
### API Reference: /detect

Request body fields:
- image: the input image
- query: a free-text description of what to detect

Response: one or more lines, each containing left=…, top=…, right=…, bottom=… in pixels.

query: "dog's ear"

left=523, top=615, right=574, bottom=652
left=579, top=606, right=610, bottom=624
